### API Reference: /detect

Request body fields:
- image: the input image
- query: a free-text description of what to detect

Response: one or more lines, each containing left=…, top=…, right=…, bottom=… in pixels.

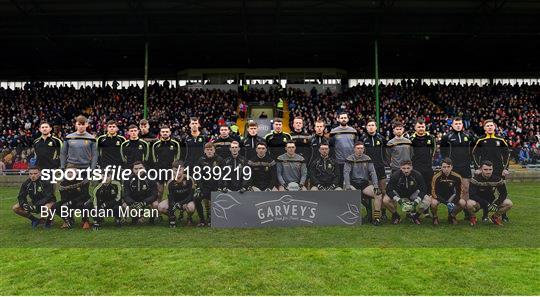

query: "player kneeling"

left=343, top=142, right=383, bottom=225
left=57, top=164, right=92, bottom=229
left=91, top=175, right=123, bottom=230
left=123, top=161, right=159, bottom=225
left=430, top=158, right=466, bottom=225
left=12, top=166, right=55, bottom=228
left=383, top=160, right=431, bottom=225
left=466, top=161, right=513, bottom=226
left=158, top=161, right=196, bottom=228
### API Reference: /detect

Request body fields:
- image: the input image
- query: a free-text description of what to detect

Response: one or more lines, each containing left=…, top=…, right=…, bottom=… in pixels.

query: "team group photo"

left=13, top=111, right=517, bottom=229
left=1, top=0, right=538, bottom=296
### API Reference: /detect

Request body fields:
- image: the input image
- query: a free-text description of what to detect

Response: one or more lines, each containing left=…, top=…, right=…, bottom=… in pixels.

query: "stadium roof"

left=1, top=0, right=539, bottom=79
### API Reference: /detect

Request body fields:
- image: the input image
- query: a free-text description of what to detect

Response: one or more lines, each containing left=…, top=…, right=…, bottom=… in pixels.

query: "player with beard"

left=139, top=119, right=157, bottom=169
left=152, top=125, right=181, bottom=202
left=409, top=118, right=436, bottom=192
left=33, top=121, right=62, bottom=170
left=241, top=121, right=265, bottom=160
left=139, top=119, right=157, bottom=143
left=383, top=160, right=431, bottom=225
left=466, top=161, right=513, bottom=226
left=329, top=112, right=358, bottom=185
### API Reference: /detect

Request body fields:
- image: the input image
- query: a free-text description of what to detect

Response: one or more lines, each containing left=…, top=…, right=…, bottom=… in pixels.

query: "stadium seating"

left=0, top=80, right=538, bottom=174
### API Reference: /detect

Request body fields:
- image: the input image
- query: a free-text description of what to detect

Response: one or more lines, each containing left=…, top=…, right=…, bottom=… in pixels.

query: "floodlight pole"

left=374, top=39, right=380, bottom=128
left=143, top=41, right=149, bottom=119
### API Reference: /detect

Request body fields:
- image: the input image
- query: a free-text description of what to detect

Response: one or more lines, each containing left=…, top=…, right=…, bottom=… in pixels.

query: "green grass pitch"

left=0, top=182, right=539, bottom=295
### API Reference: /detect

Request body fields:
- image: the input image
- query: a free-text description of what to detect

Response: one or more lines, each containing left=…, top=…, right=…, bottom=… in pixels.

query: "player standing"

left=265, top=118, right=292, bottom=159
left=329, top=112, right=357, bottom=185
left=121, top=124, right=150, bottom=168
left=152, top=125, right=181, bottom=202
left=241, top=121, right=265, bottom=160
left=33, top=122, right=62, bottom=170
left=96, top=120, right=125, bottom=169
left=386, top=120, right=412, bottom=174
left=60, top=115, right=98, bottom=170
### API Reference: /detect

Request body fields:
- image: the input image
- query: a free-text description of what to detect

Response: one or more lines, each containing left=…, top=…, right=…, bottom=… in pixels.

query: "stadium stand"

left=0, top=80, right=538, bottom=175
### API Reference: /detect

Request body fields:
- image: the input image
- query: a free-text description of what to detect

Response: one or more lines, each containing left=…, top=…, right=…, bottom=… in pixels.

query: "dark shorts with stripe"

left=453, top=166, right=472, bottom=179
left=417, top=168, right=434, bottom=193
left=470, top=195, right=495, bottom=209
left=374, top=165, right=387, bottom=181
left=351, top=180, right=370, bottom=191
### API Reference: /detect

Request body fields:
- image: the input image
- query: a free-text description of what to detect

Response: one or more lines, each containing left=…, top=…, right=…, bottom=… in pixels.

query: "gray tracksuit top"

left=60, top=132, right=98, bottom=169
left=276, top=153, right=307, bottom=186
left=343, top=153, right=379, bottom=189
left=386, top=136, right=412, bottom=171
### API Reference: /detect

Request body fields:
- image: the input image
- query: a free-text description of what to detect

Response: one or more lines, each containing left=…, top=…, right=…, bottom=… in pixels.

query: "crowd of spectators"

left=1, top=80, right=538, bottom=173
left=288, top=80, right=540, bottom=166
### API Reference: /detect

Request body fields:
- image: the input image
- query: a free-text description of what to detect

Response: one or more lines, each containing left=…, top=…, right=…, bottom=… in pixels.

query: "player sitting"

left=343, top=142, right=383, bottom=225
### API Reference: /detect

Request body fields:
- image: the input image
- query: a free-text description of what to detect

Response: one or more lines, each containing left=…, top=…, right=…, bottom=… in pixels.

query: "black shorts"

left=171, top=198, right=193, bottom=207
left=374, top=165, right=387, bottom=181
left=417, top=168, right=434, bottom=192
left=351, top=180, right=370, bottom=191
left=453, top=166, right=472, bottom=178
left=470, top=195, right=494, bottom=209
